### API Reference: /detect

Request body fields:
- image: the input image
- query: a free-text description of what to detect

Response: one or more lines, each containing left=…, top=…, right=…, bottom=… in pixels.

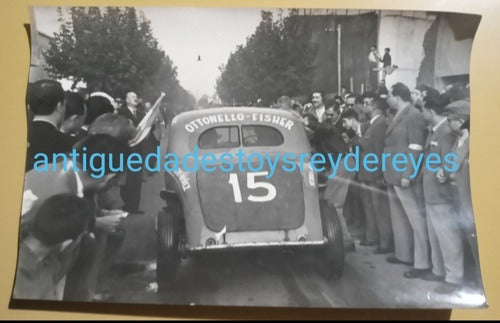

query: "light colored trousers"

left=323, top=160, right=355, bottom=244
left=426, top=202, right=464, bottom=284
left=362, top=181, right=393, bottom=249
left=387, top=184, right=431, bottom=269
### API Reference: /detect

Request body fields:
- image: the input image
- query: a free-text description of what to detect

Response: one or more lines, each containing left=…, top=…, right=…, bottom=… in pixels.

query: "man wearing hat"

left=420, top=93, right=464, bottom=293
left=438, top=99, right=482, bottom=293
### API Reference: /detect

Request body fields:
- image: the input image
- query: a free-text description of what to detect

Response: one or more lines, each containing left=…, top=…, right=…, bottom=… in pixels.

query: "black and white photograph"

left=12, top=6, right=486, bottom=309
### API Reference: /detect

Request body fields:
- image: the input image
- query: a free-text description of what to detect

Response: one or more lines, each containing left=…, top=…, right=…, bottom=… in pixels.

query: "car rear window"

left=242, top=125, right=284, bottom=147
left=198, top=126, right=240, bottom=149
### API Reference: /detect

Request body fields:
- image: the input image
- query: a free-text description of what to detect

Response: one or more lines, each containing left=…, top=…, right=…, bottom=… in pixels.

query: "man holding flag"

left=118, top=91, right=165, bottom=214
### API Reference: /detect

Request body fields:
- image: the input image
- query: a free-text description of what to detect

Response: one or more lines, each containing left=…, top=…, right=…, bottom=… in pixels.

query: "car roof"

left=165, top=107, right=311, bottom=154
left=171, top=107, right=297, bottom=125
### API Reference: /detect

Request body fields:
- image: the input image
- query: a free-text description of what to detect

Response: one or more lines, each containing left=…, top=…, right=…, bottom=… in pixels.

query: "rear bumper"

left=186, top=239, right=326, bottom=251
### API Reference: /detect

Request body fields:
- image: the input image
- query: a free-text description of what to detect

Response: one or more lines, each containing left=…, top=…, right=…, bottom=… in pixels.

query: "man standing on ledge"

left=368, top=45, right=381, bottom=91
left=380, top=47, right=392, bottom=81
left=383, top=82, right=430, bottom=279
left=118, top=91, right=145, bottom=214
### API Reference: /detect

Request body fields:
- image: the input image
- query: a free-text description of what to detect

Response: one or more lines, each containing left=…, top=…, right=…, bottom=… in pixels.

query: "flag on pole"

left=129, top=92, right=166, bottom=147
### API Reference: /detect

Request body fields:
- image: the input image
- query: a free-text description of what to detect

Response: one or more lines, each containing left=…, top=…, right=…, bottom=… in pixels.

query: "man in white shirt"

left=368, top=45, right=381, bottom=90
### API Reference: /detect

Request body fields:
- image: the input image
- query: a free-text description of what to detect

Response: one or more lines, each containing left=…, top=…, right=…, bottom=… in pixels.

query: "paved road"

left=100, top=173, right=486, bottom=308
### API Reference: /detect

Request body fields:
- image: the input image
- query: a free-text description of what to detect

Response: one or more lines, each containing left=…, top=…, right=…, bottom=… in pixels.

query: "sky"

left=33, top=6, right=273, bottom=100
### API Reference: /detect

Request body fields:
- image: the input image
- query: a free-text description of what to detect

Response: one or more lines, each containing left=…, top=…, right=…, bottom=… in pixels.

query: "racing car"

left=156, top=107, right=344, bottom=290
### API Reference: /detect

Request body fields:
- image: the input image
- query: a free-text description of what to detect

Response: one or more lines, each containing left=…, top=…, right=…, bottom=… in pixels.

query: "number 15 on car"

left=228, top=172, right=277, bottom=203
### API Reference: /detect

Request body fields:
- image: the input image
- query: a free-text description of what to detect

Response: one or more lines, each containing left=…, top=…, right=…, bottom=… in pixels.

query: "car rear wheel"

left=319, top=199, right=345, bottom=280
left=156, top=201, right=181, bottom=291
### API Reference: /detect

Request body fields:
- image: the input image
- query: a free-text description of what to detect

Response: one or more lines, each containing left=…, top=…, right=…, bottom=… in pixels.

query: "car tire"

left=156, top=203, right=181, bottom=292
left=320, top=199, right=345, bottom=280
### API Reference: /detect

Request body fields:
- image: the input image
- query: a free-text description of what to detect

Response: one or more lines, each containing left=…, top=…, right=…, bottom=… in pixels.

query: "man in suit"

left=384, top=82, right=431, bottom=279
left=118, top=92, right=144, bottom=127
left=118, top=92, right=145, bottom=213
left=343, top=94, right=368, bottom=232
left=420, top=92, right=463, bottom=291
left=26, top=80, right=74, bottom=171
left=304, top=92, right=349, bottom=165
left=304, top=92, right=355, bottom=252
left=345, top=94, right=368, bottom=123
left=357, top=95, right=393, bottom=253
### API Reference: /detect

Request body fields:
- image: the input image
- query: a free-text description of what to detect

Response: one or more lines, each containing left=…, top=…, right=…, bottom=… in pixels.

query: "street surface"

left=100, top=173, right=485, bottom=308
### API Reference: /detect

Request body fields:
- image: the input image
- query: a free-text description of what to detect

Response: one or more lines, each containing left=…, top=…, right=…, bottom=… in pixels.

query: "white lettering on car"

left=173, top=169, right=191, bottom=191
left=284, top=120, right=294, bottom=130
left=185, top=112, right=295, bottom=132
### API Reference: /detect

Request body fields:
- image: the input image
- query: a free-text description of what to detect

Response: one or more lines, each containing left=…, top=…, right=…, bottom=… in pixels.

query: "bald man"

left=118, top=92, right=145, bottom=214
left=119, top=92, right=142, bottom=126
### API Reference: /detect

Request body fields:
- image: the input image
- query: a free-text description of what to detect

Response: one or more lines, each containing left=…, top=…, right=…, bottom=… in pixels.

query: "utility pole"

left=337, top=23, right=342, bottom=95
